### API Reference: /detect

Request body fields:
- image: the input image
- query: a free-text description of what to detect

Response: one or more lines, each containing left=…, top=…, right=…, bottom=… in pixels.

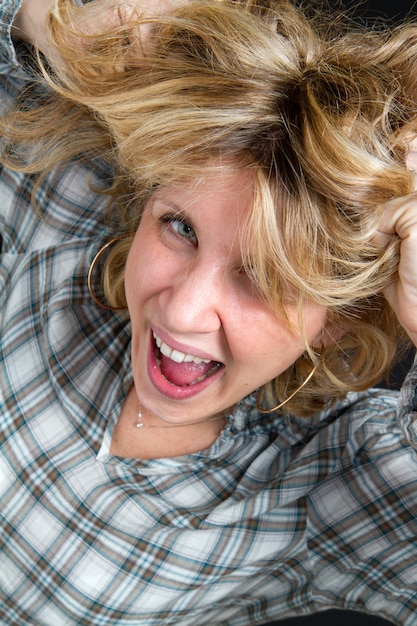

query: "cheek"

left=304, top=307, right=328, bottom=348
left=228, top=309, right=300, bottom=369
left=125, top=232, right=174, bottom=318
left=124, top=247, right=138, bottom=305
left=125, top=227, right=156, bottom=290
left=285, top=303, right=328, bottom=347
left=231, top=304, right=327, bottom=373
left=124, top=238, right=151, bottom=314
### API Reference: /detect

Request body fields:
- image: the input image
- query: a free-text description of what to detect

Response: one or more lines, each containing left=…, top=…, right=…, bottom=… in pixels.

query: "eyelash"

left=156, top=211, right=263, bottom=298
left=159, top=214, right=197, bottom=243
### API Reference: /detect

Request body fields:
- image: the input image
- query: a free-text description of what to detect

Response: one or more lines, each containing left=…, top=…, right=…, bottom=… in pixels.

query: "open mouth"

left=153, top=331, right=223, bottom=387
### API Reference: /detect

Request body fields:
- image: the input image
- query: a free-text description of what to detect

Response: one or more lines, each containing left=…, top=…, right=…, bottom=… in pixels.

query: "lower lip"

left=147, top=333, right=225, bottom=400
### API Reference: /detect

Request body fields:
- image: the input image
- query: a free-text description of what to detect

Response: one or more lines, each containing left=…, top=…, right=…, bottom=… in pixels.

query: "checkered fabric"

left=1, top=1, right=417, bottom=624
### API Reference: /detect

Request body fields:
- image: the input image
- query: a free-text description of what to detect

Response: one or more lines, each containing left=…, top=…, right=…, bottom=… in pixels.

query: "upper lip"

left=151, top=324, right=221, bottom=364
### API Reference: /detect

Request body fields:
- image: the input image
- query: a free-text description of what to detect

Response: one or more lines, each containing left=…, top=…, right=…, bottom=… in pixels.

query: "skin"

left=12, top=1, right=417, bottom=458
left=112, top=166, right=329, bottom=458
left=377, top=145, right=417, bottom=348
left=12, top=0, right=190, bottom=66
left=114, top=159, right=417, bottom=459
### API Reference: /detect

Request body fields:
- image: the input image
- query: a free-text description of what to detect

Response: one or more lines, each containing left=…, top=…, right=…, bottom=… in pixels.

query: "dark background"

left=339, top=0, right=416, bottom=22
left=262, top=0, right=416, bottom=625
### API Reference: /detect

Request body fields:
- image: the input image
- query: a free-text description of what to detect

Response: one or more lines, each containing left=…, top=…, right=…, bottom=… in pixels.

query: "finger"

left=61, top=0, right=191, bottom=60
left=406, top=136, right=417, bottom=183
left=406, top=151, right=417, bottom=179
left=374, top=191, right=417, bottom=245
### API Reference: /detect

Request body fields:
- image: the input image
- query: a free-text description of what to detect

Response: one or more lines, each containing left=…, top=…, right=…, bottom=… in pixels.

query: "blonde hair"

left=2, top=0, right=417, bottom=415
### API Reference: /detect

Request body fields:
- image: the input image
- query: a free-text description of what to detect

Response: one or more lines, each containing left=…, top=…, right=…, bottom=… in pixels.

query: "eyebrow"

left=152, top=194, right=198, bottom=230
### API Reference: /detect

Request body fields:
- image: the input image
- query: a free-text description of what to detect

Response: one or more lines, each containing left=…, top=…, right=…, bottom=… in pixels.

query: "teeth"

left=153, top=332, right=211, bottom=365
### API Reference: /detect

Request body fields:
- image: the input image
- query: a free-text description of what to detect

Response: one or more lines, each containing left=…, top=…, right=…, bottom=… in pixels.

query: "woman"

left=1, top=0, right=417, bottom=624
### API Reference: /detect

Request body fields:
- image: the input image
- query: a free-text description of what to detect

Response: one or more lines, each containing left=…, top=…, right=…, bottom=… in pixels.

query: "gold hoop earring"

left=87, top=233, right=134, bottom=311
left=256, top=360, right=319, bottom=414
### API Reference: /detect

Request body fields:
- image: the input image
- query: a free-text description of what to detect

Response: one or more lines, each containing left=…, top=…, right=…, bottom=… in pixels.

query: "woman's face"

left=125, top=165, right=327, bottom=424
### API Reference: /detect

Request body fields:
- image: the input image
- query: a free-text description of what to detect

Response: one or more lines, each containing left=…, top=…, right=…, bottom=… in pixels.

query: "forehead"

left=151, top=166, right=257, bottom=238
left=154, top=165, right=256, bottom=206
left=146, top=164, right=314, bottom=317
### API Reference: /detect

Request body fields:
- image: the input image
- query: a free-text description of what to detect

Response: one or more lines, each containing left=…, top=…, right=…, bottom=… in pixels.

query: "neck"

left=136, top=404, right=227, bottom=430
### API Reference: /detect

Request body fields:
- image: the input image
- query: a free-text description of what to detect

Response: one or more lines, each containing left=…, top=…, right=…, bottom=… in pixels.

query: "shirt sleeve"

left=0, top=0, right=25, bottom=77
left=397, top=351, right=417, bottom=448
left=0, top=0, right=115, bottom=254
left=304, top=369, right=417, bottom=624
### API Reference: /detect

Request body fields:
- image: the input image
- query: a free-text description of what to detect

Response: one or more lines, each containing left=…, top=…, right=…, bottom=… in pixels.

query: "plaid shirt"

left=1, top=1, right=417, bottom=624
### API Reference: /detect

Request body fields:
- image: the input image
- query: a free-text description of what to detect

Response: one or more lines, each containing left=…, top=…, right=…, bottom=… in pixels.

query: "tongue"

left=160, top=355, right=216, bottom=386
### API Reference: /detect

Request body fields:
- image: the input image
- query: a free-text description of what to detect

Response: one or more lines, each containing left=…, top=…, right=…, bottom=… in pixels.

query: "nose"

left=159, top=259, right=225, bottom=334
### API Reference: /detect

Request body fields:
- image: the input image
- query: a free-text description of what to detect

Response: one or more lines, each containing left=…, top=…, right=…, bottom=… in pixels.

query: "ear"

left=310, top=320, right=346, bottom=349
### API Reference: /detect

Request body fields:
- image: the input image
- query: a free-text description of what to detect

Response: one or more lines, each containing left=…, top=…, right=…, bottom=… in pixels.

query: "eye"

left=161, top=214, right=197, bottom=244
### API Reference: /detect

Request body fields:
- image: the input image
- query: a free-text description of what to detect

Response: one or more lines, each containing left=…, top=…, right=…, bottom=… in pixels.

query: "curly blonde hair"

left=1, top=0, right=417, bottom=416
